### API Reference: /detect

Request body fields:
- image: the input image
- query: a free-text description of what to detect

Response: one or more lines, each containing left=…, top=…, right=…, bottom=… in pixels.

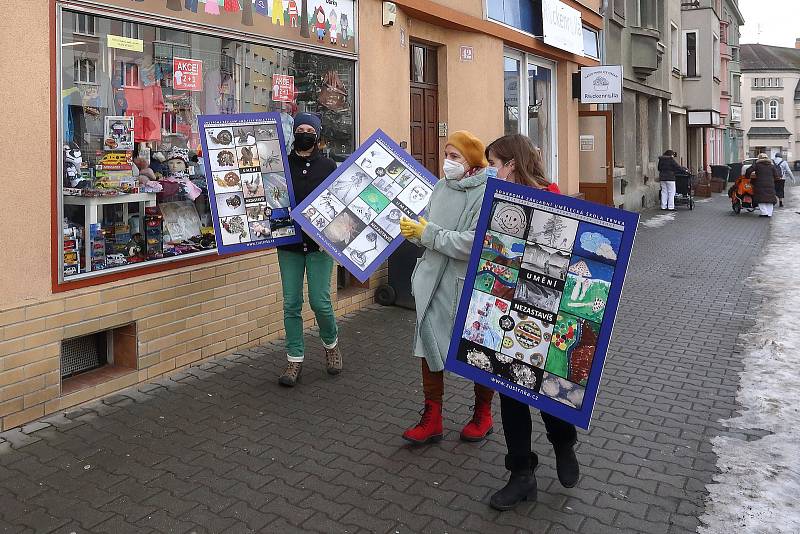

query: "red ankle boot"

left=402, top=400, right=443, bottom=444
left=460, top=400, right=493, bottom=442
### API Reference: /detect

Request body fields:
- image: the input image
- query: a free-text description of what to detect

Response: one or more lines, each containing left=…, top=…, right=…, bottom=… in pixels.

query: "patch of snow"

left=640, top=213, right=675, bottom=228
left=697, top=191, right=800, bottom=533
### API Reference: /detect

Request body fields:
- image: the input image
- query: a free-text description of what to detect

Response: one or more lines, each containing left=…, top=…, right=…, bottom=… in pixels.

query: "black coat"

left=279, top=149, right=337, bottom=253
left=745, top=159, right=779, bottom=204
left=657, top=155, right=686, bottom=181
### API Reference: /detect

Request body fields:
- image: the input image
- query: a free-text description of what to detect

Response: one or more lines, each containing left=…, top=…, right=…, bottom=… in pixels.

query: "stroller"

left=729, top=174, right=757, bottom=214
left=674, top=172, right=695, bottom=210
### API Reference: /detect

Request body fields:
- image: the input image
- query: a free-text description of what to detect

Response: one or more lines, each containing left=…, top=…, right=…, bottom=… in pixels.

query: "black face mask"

left=294, top=133, right=317, bottom=151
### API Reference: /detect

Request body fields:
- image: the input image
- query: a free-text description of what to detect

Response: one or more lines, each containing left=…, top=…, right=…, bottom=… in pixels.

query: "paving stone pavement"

left=0, top=193, right=774, bottom=534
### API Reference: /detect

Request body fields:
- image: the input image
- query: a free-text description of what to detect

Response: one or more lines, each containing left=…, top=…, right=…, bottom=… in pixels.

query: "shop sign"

left=580, top=66, right=623, bottom=104
left=292, top=130, right=438, bottom=283
left=173, top=58, right=203, bottom=91
left=460, top=46, right=474, bottom=62
left=541, top=0, right=584, bottom=57
left=90, top=0, right=357, bottom=54
left=730, top=106, right=742, bottom=123
left=107, top=34, right=144, bottom=52
left=579, top=135, right=595, bottom=152
left=271, top=74, right=295, bottom=102
left=445, top=178, right=639, bottom=429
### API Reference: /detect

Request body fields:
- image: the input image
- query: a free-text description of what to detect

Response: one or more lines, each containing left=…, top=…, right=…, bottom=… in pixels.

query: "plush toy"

left=133, top=157, right=163, bottom=193
left=64, top=142, right=91, bottom=188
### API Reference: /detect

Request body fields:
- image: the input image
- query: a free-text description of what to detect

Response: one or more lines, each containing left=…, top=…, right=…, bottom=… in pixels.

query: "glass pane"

left=412, top=46, right=424, bottom=83
left=527, top=63, right=552, bottom=177
left=504, top=57, right=520, bottom=135
left=582, top=27, right=599, bottom=59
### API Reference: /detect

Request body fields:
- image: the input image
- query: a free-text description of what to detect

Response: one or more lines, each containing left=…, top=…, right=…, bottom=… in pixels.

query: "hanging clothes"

left=124, top=85, right=165, bottom=142
left=185, top=0, right=199, bottom=12
left=204, top=0, right=220, bottom=14
left=224, top=0, right=239, bottom=12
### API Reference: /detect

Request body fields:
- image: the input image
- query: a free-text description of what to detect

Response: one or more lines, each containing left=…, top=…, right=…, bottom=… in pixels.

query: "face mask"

left=294, top=132, right=317, bottom=151
left=485, top=167, right=498, bottom=180
left=443, top=158, right=466, bottom=180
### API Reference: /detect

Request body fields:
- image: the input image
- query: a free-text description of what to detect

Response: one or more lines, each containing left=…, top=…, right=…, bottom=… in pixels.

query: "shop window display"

left=59, top=9, right=355, bottom=280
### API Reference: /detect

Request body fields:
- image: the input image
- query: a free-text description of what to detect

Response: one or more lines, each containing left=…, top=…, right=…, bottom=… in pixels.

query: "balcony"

left=630, top=27, right=663, bottom=81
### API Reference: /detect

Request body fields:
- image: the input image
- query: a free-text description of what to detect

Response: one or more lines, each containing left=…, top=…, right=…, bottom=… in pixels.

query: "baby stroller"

left=729, top=174, right=757, bottom=214
left=674, top=172, right=695, bottom=210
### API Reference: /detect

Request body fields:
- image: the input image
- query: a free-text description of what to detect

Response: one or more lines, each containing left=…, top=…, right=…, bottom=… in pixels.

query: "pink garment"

left=162, top=175, right=202, bottom=201
left=205, top=0, right=220, bottom=14
left=124, top=85, right=165, bottom=142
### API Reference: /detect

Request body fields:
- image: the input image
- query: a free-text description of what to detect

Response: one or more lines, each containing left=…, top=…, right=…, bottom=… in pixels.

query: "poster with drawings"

left=445, top=178, right=639, bottom=429
left=198, top=112, right=301, bottom=254
left=292, top=129, right=437, bottom=282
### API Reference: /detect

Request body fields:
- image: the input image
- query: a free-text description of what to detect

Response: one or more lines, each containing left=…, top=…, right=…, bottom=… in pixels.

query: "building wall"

left=741, top=71, right=800, bottom=158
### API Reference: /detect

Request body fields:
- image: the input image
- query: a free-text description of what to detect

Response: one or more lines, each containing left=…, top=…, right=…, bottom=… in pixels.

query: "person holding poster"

left=483, top=134, right=581, bottom=510
left=399, top=131, right=498, bottom=445
left=277, top=112, right=343, bottom=387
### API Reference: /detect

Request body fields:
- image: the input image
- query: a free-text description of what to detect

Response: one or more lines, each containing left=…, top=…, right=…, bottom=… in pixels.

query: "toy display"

left=446, top=178, right=639, bottom=429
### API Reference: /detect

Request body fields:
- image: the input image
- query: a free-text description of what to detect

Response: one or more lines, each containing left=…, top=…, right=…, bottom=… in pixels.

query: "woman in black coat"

left=745, top=153, right=779, bottom=217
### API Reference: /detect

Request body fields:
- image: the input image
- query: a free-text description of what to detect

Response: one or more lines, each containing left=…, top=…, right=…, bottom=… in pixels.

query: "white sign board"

left=730, top=106, right=742, bottom=123
left=579, top=135, right=595, bottom=151
left=542, top=0, right=584, bottom=56
left=580, top=66, right=623, bottom=104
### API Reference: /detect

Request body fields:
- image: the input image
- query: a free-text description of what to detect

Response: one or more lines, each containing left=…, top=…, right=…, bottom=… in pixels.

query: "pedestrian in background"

left=746, top=153, right=779, bottom=218
left=657, top=150, right=688, bottom=211
left=483, top=134, right=580, bottom=511
left=773, top=153, right=795, bottom=207
left=400, top=131, right=497, bottom=445
left=277, top=112, right=342, bottom=387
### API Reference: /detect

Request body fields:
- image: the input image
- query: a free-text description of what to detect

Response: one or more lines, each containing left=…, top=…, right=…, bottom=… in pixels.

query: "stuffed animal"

left=133, top=157, right=163, bottom=193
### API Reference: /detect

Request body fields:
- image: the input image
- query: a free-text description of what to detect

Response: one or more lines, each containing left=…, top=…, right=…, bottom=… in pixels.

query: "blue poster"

left=198, top=112, right=302, bottom=254
left=292, top=129, right=438, bottom=282
left=445, top=178, right=639, bottom=429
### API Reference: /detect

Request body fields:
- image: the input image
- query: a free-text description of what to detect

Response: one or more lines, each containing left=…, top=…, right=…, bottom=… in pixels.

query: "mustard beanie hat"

left=446, top=131, right=488, bottom=169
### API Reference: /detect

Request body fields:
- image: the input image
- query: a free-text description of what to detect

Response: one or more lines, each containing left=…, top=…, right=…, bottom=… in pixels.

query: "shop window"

left=527, top=63, right=552, bottom=177
left=503, top=56, right=521, bottom=135
left=769, top=100, right=779, bottom=120
left=59, top=9, right=356, bottom=282
left=754, top=99, right=765, bottom=119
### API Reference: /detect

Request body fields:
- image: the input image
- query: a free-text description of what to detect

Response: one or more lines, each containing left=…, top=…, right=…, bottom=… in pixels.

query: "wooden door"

left=410, top=42, right=439, bottom=176
left=578, top=110, right=613, bottom=205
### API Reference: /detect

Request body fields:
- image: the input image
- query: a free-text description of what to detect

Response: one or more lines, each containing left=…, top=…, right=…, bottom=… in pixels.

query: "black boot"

left=489, top=453, right=538, bottom=511
left=550, top=436, right=580, bottom=488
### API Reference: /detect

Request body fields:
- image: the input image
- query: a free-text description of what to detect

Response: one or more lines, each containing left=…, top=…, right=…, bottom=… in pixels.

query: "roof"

left=747, top=126, right=792, bottom=138
left=741, top=44, right=800, bottom=72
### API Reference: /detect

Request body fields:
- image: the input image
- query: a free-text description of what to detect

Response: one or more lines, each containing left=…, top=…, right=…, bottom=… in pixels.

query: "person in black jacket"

left=746, top=153, right=779, bottom=218
left=277, top=112, right=342, bottom=386
left=657, top=150, right=688, bottom=211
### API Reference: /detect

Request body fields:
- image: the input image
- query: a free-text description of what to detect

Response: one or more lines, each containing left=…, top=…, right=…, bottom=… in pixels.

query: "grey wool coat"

left=411, top=169, right=489, bottom=372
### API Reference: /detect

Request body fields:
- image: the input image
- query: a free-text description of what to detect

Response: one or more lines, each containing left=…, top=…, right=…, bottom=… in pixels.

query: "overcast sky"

left=739, top=0, right=798, bottom=48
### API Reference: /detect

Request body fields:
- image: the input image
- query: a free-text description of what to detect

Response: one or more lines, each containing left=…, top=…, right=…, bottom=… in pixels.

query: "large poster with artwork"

left=292, top=130, right=438, bottom=283
left=198, top=112, right=302, bottom=254
left=90, top=0, right=357, bottom=53
left=445, top=178, right=638, bottom=429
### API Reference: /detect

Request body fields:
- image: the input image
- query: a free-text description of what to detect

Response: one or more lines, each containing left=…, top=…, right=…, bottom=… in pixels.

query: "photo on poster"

left=270, top=217, right=296, bottom=238
left=322, top=209, right=366, bottom=251
left=482, top=231, right=526, bottom=270
left=233, top=126, right=256, bottom=146
left=374, top=205, right=404, bottom=238
left=237, top=145, right=261, bottom=170
left=385, top=159, right=408, bottom=179
left=489, top=201, right=530, bottom=239
left=573, top=222, right=622, bottom=266
left=254, top=123, right=279, bottom=142
left=205, top=127, right=235, bottom=149
left=500, top=311, right=553, bottom=369
left=211, top=170, right=243, bottom=193
left=249, top=220, right=272, bottom=240
left=343, top=228, right=390, bottom=269
left=358, top=185, right=392, bottom=214
left=356, top=143, right=395, bottom=178
left=263, top=173, right=291, bottom=209
left=219, top=215, right=250, bottom=244
left=209, top=148, right=238, bottom=172
left=257, top=140, right=284, bottom=173
left=349, top=196, right=379, bottom=224
left=528, top=210, right=579, bottom=252
left=329, top=166, right=373, bottom=205
left=310, top=190, right=347, bottom=222
left=541, top=372, right=585, bottom=409
left=560, top=256, right=614, bottom=323
left=245, top=202, right=269, bottom=222
left=474, top=259, right=519, bottom=300
left=462, top=290, right=511, bottom=352
left=395, top=178, right=433, bottom=214
left=513, top=276, right=562, bottom=313
left=302, top=206, right=330, bottom=231
left=372, top=176, right=403, bottom=200
left=546, top=311, right=599, bottom=385
left=522, top=242, right=571, bottom=280
left=241, top=172, right=266, bottom=199
left=215, top=192, right=246, bottom=217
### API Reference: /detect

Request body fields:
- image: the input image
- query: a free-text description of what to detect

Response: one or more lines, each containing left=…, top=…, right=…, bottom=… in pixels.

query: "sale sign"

left=173, top=58, right=203, bottom=91
left=271, top=74, right=295, bottom=103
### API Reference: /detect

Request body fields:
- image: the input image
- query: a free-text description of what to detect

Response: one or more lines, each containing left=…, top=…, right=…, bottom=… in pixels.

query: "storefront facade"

left=0, top=0, right=600, bottom=430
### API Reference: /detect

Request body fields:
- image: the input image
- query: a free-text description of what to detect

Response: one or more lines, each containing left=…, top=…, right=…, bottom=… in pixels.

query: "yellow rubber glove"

left=400, top=216, right=428, bottom=240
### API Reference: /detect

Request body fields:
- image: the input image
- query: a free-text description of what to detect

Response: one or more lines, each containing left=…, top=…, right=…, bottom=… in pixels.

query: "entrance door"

left=410, top=42, right=439, bottom=175
left=578, top=110, right=613, bottom=205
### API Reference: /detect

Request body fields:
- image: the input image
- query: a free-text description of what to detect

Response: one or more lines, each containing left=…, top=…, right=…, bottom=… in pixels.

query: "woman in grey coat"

left=400, top=131, right=497, bottom=445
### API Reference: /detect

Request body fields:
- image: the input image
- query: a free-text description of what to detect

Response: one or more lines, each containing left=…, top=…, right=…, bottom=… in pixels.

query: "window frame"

left=712, top=33, right=720, bottom=80
left=122, top=22, right=140, bottom=40
left=74, top=13, right=96, bottom=36
left=670, top=22, right=680, bottom=74
left=683, top=30, right=699, bottom=78
left=754, top=99, right=765, bottom=120
left=73, top=57, right=97, bottom=84
left=768, top=99, right=779, bottom=120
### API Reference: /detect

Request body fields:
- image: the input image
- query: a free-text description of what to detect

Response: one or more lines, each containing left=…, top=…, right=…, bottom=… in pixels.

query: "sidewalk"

left=0, top=193, right=772, bottom=534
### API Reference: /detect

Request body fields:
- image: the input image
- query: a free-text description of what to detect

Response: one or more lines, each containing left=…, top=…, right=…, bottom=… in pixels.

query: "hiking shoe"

left=325, top=344, right=343, bottom=375
left=278, top=361, right=302, bottom=387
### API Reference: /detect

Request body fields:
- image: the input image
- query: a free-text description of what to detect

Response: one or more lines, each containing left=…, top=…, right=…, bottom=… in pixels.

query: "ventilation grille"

left=61, top=333, right=107, bottom=378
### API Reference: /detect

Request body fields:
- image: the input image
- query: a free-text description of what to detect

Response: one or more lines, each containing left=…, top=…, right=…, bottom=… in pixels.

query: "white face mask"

left=443, top=158, right=466, bottom=180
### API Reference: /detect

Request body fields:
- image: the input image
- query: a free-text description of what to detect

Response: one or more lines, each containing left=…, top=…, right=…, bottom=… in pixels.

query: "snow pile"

left=697, top=199, right=800, bottom=533
left=640, top=212, right=675, bottom=228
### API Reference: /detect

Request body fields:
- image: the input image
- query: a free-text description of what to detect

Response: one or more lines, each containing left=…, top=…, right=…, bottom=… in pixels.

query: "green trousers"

left=277, top=249, right=339, bottom=361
